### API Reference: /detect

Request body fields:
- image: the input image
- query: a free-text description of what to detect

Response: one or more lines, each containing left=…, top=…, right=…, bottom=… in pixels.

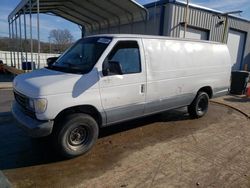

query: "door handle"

left=141, top=84, right=145, bottom=94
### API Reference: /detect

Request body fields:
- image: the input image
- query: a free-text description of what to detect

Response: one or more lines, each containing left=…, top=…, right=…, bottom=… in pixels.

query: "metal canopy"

left=9, top=0, right=148, bottom=32
left=8, top=0, right=148, bottom=70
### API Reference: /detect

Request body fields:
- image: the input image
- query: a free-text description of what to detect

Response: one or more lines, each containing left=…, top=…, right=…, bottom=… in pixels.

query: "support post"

left=5, top=53, right=7, bottom=65
left=23, top=10, right=28, bottom=63
left=29, top=0, right=34, bottom=70
left=37, top=0, right=40, bottom=69
left=222, top=15, right=229, bottom=43
left=8, top=20, right=13, bottom=67
left=12, top=19, right=16, bottom=67
left=15, top=17, right=20, bottom=69
left=19, top=13, right=23, bottom=69
left=81, top=26, right=85, bottom=38
left=159, top=5, right=166, bottom=36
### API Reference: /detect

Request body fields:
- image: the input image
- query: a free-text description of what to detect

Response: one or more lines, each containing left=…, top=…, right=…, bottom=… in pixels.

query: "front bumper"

left=12, top=101, right=54, bottom=137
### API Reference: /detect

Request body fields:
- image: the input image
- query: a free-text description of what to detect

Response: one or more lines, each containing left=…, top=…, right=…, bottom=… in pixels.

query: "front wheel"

left=188, top=92, right=209, bottom=119
left=54, top=113, right=99, bottom=158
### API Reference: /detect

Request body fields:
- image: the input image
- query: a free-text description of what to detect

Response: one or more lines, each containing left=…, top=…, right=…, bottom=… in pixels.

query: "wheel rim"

left=68, top=126, right=88, bottom=147
left=197, top=97, right=208, bottom=114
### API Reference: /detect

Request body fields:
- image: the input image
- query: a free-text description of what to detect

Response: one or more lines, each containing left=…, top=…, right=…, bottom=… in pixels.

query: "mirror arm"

left=102, top=69, right=109, bottom=76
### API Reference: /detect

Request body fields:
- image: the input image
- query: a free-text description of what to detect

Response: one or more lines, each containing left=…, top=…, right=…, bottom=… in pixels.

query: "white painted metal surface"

left=143, top=37, right=231, bottom=114
left=227, top=29, right=246, bottom=70
left=180, top=27, right=208, bottom=40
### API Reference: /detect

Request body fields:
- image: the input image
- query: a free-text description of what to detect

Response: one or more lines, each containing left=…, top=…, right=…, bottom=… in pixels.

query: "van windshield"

left=48, top=37, right=112, bottom=74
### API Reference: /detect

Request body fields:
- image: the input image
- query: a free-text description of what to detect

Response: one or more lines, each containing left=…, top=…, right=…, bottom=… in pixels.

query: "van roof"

left=88, top=34, right=223, bottom=45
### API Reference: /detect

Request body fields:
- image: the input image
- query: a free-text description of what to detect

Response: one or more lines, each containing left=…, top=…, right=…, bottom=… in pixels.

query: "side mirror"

left=103, top=60, right=123, bottom=76
left=47, top=57, right=59, bottom=67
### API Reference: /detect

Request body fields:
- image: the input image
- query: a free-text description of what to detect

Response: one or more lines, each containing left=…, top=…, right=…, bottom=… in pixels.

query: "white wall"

left=227, top=29, right=246, bottom=71
left=0, top=51, right=60, bottom=69
left=179, top=27, right=209, bottom=41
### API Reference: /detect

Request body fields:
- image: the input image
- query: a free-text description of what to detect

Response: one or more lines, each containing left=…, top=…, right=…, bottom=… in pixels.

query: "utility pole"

left=183, top=0, right=190, bottom=38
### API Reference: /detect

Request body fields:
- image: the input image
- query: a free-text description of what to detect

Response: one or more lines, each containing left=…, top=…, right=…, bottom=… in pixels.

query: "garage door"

left=227, top=29, right=246, bottom=70
left=180, top=27, right=209, bottom=40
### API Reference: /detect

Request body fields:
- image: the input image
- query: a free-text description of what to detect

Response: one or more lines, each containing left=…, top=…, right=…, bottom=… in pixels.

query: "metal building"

left=8, top=0, right=250, bottom=71
left=90, top=0, right=250, bottom=71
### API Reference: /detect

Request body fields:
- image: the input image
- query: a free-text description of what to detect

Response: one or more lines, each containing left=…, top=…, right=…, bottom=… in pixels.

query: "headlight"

left=28, top=98, right=47, bottom=113
left=34, top=98, right=47, bottom=114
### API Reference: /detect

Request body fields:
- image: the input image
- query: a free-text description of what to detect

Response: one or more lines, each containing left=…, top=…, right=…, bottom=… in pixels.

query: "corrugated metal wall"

left=169, top=3, right=249, bottom=42
left=168, top=2, right=250, bottom=69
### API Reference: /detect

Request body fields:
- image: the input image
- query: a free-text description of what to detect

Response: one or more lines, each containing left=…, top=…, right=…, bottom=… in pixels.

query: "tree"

left=49, top=29, right=74, bottom=53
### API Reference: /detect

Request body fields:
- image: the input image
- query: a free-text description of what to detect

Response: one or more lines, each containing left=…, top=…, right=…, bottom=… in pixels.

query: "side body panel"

left=142, top=38, right=231, bottom=114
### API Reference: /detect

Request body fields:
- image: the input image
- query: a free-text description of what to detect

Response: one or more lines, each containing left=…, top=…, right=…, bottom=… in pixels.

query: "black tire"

left=54, top=113, right=99, bottom=158
left=188, top=92, right=209, bottom=119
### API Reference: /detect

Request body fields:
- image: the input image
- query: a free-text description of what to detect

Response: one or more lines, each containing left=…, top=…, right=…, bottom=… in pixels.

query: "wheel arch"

left=197, top=86, right=213, bottom=99
left=54, top=105, right=104, bottom=128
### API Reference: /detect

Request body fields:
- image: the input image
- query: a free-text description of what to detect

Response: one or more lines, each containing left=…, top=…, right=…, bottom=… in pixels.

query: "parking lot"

left=0, top=89, right=249, bottom=188
left=1, top=0, right=250, bottom=186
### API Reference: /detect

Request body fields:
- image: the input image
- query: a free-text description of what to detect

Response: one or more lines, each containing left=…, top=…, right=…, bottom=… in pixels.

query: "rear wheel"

left=54, top=113, right=99, bottom=158
left=188, top=92, right=209, bottom=118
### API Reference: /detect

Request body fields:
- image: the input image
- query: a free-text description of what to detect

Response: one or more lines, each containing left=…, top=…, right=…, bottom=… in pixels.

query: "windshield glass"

left=49, top=37, right=112, bottom=74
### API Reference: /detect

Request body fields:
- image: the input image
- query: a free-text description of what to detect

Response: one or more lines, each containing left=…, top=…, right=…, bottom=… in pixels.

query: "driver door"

left=99, top=39, right=146, bottom=125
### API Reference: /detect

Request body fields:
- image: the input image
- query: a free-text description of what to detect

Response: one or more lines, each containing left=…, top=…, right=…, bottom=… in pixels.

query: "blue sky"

left=0, top=0, right=249, bottom=42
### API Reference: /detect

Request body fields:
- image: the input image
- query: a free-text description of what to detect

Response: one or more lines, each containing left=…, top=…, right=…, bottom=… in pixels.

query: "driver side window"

left=105, top=41, right=141, bottom=74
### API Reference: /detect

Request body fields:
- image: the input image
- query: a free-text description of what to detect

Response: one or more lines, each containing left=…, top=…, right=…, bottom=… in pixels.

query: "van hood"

left=13, top=68, right=98, bottom=98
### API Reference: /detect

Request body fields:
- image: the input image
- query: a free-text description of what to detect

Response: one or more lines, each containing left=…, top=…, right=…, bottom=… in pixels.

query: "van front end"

left=12, top=89, right=53, bottom=137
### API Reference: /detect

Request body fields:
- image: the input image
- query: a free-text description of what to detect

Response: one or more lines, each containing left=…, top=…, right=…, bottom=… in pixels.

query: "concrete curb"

left=0, top=112, right=12, bottom=122
left=0, top=112, right=12, bottom=117
left=0, top=82, right=13, bottom=90
left=0, top=87, right=12, bottom=90
left=211, top=101, right=250, bottom=119
left=0, top=171, right=12, bottom=188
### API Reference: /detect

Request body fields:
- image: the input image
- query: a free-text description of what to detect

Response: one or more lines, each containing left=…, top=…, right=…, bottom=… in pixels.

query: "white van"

left=12, top=34, right=231, bottom=158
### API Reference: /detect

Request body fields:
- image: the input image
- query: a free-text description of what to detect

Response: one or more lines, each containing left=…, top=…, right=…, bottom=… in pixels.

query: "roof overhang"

left=8, top=0, right=148, bottom=32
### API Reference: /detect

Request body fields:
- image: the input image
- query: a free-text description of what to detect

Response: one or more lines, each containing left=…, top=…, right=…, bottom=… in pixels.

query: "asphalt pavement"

left=0, top=89, right=13, bottom=113
left=0, top=89, right=13, bottom=188
left=0, top=88, right=249, bottom=187
left=0, top=73, right=14, bottom=90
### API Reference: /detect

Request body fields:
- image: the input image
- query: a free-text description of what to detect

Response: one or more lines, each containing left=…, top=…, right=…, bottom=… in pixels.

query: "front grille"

left=14, top=90, right=36, bottom=118
left=14, top=90, right=28, bottom=108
